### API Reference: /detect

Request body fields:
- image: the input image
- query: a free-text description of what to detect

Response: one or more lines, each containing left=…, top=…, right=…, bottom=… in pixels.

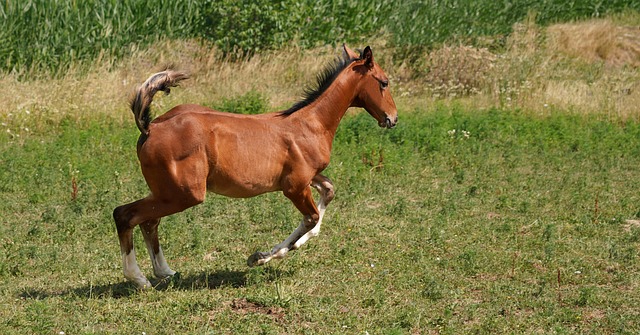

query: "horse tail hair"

left=129, top=68, right=189, bottom=135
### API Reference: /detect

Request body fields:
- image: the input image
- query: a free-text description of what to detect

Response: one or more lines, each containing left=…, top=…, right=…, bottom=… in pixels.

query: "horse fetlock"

left=272, top=247, right=289, bottom=259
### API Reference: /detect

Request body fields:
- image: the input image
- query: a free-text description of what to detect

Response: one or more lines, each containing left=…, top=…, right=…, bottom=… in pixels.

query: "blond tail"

left=129, top=69, right=189, bottom=135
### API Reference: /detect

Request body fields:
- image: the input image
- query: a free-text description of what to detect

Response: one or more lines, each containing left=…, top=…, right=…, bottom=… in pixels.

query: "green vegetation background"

left=1, top=0, right=638, bottom=74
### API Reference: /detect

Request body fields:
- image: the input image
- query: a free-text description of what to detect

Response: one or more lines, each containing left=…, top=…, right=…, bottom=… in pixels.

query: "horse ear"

left=361, top=46, right=373, bottom=68
left=342, top=44, right=360, bottom=60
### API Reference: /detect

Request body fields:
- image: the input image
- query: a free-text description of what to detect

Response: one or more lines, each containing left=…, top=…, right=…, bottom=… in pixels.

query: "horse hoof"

left=157, top=271, right=180, bottom=282
left=135, top=279, right=153, bottom=290
left=154, top=269, right=177, bottom=279
left=247, top=251, right=271, bottom=267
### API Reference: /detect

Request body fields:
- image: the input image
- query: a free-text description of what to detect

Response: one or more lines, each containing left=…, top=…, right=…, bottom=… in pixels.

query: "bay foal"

left=114, top=45, right=398, bottom=288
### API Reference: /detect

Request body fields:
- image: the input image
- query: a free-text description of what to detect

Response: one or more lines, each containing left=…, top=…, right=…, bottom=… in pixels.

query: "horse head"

left=344, top=45, right=398, bottom=129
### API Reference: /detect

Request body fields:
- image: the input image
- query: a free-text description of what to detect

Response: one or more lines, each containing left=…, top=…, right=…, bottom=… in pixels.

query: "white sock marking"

left=122, top=249, right=152, bottom=289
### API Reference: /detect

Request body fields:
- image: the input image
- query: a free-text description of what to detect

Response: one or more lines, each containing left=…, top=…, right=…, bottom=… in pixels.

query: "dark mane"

left=281, top=57, right=356, bottom=115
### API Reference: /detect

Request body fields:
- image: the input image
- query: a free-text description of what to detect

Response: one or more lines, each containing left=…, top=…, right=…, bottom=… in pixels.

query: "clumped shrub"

left=200, top=0, right=293, bottom=57
left=421, top=45, right=497, bottom=98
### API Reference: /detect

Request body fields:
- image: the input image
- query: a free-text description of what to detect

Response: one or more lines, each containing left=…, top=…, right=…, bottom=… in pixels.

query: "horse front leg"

left=292, top=174, right=334, bottom=249
left=247, top=185, right=318, bottom=267
left=247, top=174, right=334, bottom=267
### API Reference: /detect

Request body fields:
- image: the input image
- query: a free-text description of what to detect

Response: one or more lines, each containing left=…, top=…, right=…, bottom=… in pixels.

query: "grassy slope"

left=1, top=105, right=640, bottom=334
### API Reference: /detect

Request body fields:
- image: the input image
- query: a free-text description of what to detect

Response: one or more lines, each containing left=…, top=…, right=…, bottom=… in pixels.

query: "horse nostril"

left=384, top=116, right=397, bottom=128
left=385, top=117, right=395, bottom=128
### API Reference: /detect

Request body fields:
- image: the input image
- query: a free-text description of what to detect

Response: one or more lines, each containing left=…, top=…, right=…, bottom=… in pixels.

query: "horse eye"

left=380, top=80, right=389, bottom=89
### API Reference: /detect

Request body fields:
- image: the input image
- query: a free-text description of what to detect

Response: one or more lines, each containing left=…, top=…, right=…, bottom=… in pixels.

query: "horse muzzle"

left=379, top=116, right=398, bottom=129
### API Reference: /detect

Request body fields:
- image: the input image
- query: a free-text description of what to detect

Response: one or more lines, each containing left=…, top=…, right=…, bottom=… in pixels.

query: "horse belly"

left=201, top=116, right=289, bottom=198
left=206, top=155, right=283, bottom=198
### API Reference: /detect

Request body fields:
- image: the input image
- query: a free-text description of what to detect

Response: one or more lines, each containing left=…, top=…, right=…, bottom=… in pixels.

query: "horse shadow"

left=19, top=267, right=294, bottom=300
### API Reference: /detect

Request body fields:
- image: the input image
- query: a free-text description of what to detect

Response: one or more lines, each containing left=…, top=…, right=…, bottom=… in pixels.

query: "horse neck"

left=293, top=70, right=359, bottom=137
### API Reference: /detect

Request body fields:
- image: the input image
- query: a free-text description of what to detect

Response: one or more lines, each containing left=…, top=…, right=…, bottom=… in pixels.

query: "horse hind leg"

left=113, top=192, right=204, bottom=288
left=140, top=219, right=176, bottom=279
left=113, top=200, right=153, bottom=289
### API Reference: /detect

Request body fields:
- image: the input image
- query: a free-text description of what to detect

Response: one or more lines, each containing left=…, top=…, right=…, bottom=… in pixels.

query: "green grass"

left=1, top=104, right=640, bottom=333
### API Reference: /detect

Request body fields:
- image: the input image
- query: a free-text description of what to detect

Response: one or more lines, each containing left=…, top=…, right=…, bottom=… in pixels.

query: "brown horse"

left=113, top=45, right=397, bottom=288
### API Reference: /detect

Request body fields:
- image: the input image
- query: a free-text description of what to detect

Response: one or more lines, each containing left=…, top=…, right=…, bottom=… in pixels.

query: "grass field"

left=1, top=3, right=640, bottom=334
left=2, top=99, right=640, bottom=333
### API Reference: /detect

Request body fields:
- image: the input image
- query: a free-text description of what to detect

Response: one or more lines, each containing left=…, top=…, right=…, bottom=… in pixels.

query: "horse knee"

left=313, top=175, right=335, bottom=205
left=324, top=184, right=335, bottom=204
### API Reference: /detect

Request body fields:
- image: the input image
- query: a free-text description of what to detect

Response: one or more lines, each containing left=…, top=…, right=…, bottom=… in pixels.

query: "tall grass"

left=1, top=0, right=637, bottom=75
left=0, top=0, right=203, bottom=75
left=388, top=0, right=639, bottom=52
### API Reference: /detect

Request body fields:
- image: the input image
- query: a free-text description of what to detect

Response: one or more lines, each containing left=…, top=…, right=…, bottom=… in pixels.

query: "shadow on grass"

left=18, top=266, right=294, bottom=300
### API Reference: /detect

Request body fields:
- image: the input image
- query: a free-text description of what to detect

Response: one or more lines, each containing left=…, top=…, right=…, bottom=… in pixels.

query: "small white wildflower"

left=59, top=332, right=65, bottom=335
left=544, top=103, right=549, bottom=108
left=447, top=129, right=456, bottom=136
left=370, top=263, right=375, bottom=268
left=575, top=270, right=581, bottom=274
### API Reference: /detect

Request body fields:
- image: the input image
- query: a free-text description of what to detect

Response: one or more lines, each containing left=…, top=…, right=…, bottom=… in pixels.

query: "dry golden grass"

left=519, top=17, right=640, bottom=118
left=0, top=41, right=321, bottom=114
left=405, top=15, right=640, bottom=119
left=547, top=20, right=640, bottom=67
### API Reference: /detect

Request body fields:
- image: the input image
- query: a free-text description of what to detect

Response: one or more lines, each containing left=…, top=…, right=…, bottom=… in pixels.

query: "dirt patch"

left=623, top=219, right=640, bottom=232
left=227, top=298, right=285, bottom=321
